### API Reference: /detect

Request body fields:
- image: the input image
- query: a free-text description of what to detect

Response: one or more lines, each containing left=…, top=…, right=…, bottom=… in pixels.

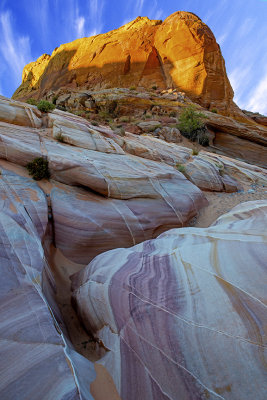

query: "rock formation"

left=0, top=94, right=266, bottom=399
left=0, top=168, right=96, bottom=400
left=13, top=12, right=236, bottom=115
left=72, top=201, right=267, bottom=400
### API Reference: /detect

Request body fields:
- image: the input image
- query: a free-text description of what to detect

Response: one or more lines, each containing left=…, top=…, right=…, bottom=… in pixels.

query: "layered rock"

left=1, top=89, right=267, bottom=400
left=72, top=201, right=267, bottom=400
left=0, top=168, right=96, bottom=400
left=13, top=12, right=235, bottom=114
left=204, top=110, right=267, bottom=168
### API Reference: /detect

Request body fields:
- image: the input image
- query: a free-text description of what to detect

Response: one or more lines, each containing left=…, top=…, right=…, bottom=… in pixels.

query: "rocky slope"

left=37, top=87, right=267, bottom=167
left=0, top=96, right=266, bottom=399
left=13, top=12, right=236, bottom=115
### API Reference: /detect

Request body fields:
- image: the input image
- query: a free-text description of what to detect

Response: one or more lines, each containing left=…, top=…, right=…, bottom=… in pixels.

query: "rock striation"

left=1, top=95, right=267, bottom=399
left=0, top=168, right=96, bottom=400
left=13, top=12, right=235, bottom=115
left=72, top=201, right=267, bottom=400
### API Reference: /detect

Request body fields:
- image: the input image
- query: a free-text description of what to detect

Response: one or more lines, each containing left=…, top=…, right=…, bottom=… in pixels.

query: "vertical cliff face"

left=154, top=12, right=234, bottom=112
left=13, top=11, right=236, bottom=115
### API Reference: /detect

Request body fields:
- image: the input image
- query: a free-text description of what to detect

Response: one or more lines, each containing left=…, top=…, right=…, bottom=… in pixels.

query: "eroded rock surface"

left=0, top=95, right=266, bottom=399
left=72, top=201, right=267, bottom=400
left=0, top=169, right=96, bottom=400
left=13, top=12, right=235, bottom=115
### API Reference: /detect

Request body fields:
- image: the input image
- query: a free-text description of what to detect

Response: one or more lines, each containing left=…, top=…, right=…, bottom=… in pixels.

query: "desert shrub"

left=103, top=100, right=117, bottom=116
left=55, top=133, right=65, bottom=143
left=26, top=157, right=50, bottom=180
left=73, top=110, right=83, bottom=116
left=120, top=116, right=130, bottom=123
left=169, top=111, right=177, bottom=117
left=178, top=105, right=209, bottom=145
left=26, top=98, right=38, bottom=106
left=52, top=95, right=58, bottom=105
left=215, top=163, right=225, bottom=176
left=129, top=86, right=136, bottom=91
left=152, top=85, right=157, bottom=90
left=198, top=134, right=209, bottom=147
left=211, top=108, right=218, bottom=113
left=176, top=164, right=186, bottom=174
left=192, top=148, right=199, bottom=155
left=37, top=100, right=56, bottom=113
left=91, top=121, right=99, bottom=126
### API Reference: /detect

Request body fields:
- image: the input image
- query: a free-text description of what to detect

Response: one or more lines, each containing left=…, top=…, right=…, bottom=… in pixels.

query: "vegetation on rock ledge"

left=26, top=157, right=50, bottom=180
left=37, top=100, right=56, bottom=113
left=178, top=105, right=209, bottom=146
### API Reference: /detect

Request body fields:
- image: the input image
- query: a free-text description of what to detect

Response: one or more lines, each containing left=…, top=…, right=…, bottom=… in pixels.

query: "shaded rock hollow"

left=13, top=11, right=236, bottom=115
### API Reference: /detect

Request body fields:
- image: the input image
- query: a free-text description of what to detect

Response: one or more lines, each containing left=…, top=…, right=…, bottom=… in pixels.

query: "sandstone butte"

left=13, top=11, right=237, bottom=116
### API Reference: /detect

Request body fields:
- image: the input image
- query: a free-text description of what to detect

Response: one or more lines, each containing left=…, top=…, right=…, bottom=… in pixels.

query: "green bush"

left=91, top=121, right=99, bottom=126
left=119, top=116, right=130, bottom=123
left=37, top=100, right=56, bottom=113
left=192, top=148, right=199, bottom=155
left=211, top=108, right=218, bottom=113
left=198, top=134, right=209, bottom=147
left=26, top=157, right=50, bottom=180
left=169, top=111, right=177, bottom=117
left=129, top=86, right=136, bottom=91
left=176, top=164, right=186, bottom=174
left=26, top=98, right=38, bottom=106
left=178, top=105, right=209, bottom=145
left=52, top=95, right=58, bottom=105
left=152, top=85, right=157, bottom=90
left=55, top=133, right=65, bottom=143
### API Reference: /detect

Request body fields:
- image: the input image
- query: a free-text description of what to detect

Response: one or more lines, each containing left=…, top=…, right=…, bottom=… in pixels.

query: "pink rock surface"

left=51, top=178, right=206, bottom=264
left=72, top=201, right=267, bottom=400
left=0, top=169, right=95, bottom=400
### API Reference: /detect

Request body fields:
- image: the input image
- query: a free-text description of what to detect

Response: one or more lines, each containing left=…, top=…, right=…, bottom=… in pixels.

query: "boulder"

left=155, top=126, right=182, bottom=143
left=137, top=120, right=161, bottom=132
left=0, top=97, right=41, bottom=128
left=72, top=201, right=267, bottom=400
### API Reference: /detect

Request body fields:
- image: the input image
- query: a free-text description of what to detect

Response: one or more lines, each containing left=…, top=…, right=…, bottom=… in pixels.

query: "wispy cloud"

left=75, top=15, right=85, bottom=37
left=229, top=66, right=251, bottom=104
left=237, top=18, right=255, bottom=38
left=246, top=71, right=267, bottom=114
left=135, top=0, right=145, bottom=16
left=0, top=11, right=32, bottom=86
left=216, top=32, right=228, bottom=46
left=147, top=0, right=164, bottom=20
left=88, top=0, right=105, bottom=36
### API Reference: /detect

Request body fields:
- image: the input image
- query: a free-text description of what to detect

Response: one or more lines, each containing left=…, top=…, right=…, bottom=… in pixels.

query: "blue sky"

left=0, top=0, right=266, bottom=114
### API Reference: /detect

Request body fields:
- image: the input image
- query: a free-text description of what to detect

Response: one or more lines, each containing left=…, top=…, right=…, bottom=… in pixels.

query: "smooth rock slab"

left=51, top=180, right=207, bottom=264
left=0, top=97, right=41, bottom=127
left=72, top=200, right=267, bottom=400
left=0, top=170, right=95, bottom=400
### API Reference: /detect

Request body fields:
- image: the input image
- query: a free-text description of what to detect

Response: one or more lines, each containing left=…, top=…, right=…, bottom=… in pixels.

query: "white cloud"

left=88, top=0, right=105, bottom=36
left=147, top=0, right=164, bottom=20
left=228, top=66, right=251, bottom=104
left=246, top=72, right=267, bottom=114
left=237, top=18, right=255, bottom=38
left=75, top=15, right=85, bottom=38
left=0, top=11, right=32, bottom=85
left=135, top=0, right=144, bottom=15
left=217, top=32, right=228, bottom=46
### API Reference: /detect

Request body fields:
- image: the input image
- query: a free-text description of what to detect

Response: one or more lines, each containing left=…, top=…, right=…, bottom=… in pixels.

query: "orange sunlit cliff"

left=13, top=12, right=236, bottom=115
